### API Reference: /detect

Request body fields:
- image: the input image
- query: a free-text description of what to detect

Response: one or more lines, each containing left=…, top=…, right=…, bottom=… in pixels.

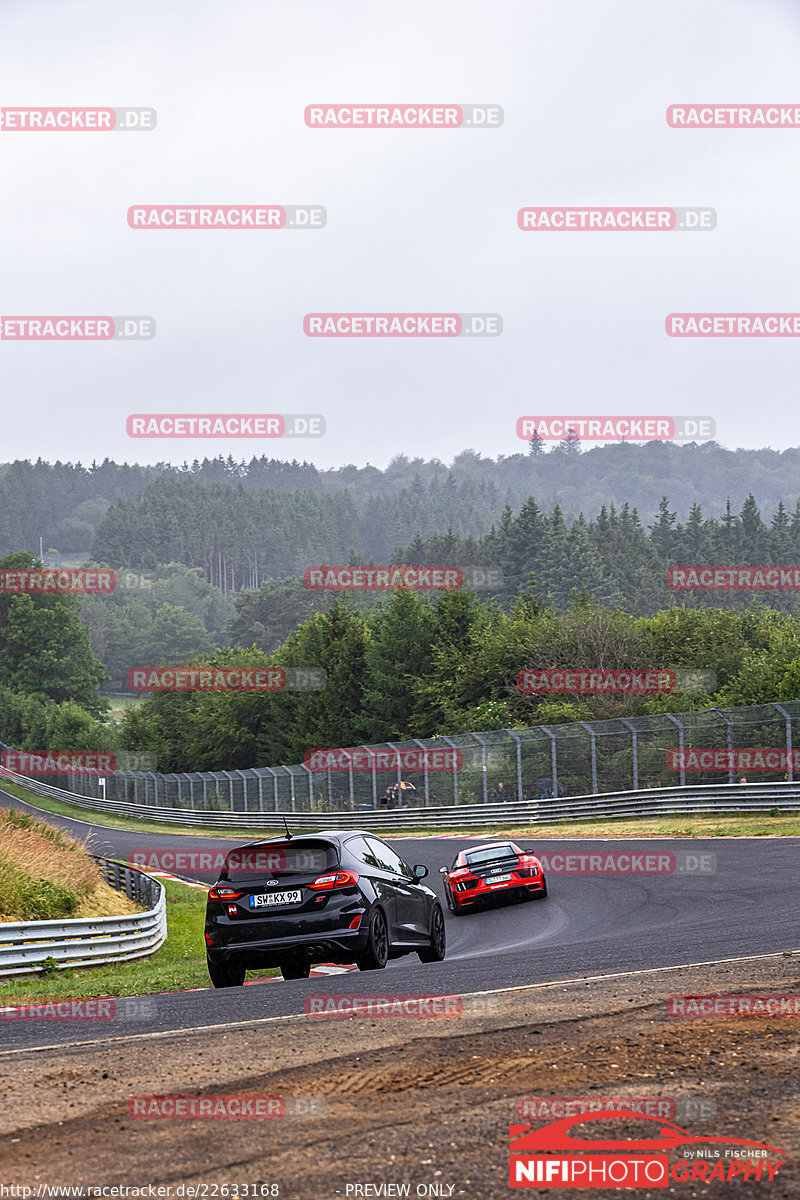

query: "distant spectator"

left=492, top=781, right=509, bottom=803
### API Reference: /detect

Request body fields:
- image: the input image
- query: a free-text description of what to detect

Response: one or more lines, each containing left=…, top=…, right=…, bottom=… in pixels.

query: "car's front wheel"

left=207, top=956, right=246, bottom=988
left=356, top=907, right=389, bottom=970
left=417, top=903, right=446, bottom=963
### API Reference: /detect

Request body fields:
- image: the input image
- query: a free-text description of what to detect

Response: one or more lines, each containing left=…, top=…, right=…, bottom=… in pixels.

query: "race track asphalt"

left=2, top=788, right=798, bottom=1052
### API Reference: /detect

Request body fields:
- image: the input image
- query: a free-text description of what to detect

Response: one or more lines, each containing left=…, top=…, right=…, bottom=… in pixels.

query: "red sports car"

left=440, top=840, right=547, bottom=915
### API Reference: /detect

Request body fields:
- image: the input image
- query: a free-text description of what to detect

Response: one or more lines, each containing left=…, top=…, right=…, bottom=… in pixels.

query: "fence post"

left=413, top=739, right=430, bottom=806
left=577, top=722, right=598, bottom=794
left=712, top=707, right=735, bottom=784
left=772, top=702, right=794, bottom=781
left=505, top=729, right=523, bottom=804
left=619, top=719, right=638, bottom=791
left=472, top=733, right=489, bottom=803
left=440, top=736, right=459, bottom=805
left=663, top=713, right=686, bottom=786
left=539, top=726, right=558, bottom=799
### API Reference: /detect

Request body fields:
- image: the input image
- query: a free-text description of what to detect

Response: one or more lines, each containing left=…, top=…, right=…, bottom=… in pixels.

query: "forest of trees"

left=6, top=445, right=800, bottom=775
left=7, top=441, right=800, bottom=570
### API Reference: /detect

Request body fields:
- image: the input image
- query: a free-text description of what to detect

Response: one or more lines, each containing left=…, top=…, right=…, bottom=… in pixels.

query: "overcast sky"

left=1, top=0, right=799, bottom=470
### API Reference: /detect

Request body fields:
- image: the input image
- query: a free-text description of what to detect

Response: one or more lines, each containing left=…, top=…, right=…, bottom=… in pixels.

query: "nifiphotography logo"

left=509, top=1112, right=784, bottom=1187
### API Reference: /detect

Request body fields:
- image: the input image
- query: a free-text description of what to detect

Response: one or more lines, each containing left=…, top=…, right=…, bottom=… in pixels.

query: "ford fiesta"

left=440, top=840, right=547, bottom=915
left=205, top=831, right=446, bottom=986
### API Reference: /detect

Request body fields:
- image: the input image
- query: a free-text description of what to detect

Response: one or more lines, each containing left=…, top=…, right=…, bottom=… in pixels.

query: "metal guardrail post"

left=619, top=719, right=638, bottom=791
left=472, top=733, right=489, bottom=803
left=577, top=722, right=598, bottom=794
left=505, top=729, right=524, bottom=804
left=772, top=702, right=794, bottom=781
left=234, top=770, right=248, bottom=812
left=663, top=712, right=686, bottom=786
left=712, top=707, right=735, bottom=784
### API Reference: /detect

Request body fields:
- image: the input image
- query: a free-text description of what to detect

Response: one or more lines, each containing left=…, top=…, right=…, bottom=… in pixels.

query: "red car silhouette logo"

left=511, top=1111, right=783, bottom=1154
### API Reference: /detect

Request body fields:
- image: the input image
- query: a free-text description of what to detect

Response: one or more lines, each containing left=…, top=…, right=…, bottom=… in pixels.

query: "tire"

left=280, top=959, right=311, bottom=980
left=445, top=885, right=464, bottom=916
left=207, top=956, right=246, bottom=988
left=417, top=903, right=447, bottom=963
left=356, top=907, right=389, bottom=971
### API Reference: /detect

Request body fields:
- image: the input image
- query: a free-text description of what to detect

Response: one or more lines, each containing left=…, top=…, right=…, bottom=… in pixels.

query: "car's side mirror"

left=413, top=863, right=429, bottom=879
left=439, top=866, right=448, bottom=875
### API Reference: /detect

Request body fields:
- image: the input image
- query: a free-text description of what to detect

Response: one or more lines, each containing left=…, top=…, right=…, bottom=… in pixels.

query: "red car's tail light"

left=308, top=869, right=360, bottom=891
left=517, top=856, right=540, bottom=876
left=208, top=884, right=243, bottom=901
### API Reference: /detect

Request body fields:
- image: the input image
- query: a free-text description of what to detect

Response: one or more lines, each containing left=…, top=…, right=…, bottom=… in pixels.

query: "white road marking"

left=0, top=947, right=796, bottom=1058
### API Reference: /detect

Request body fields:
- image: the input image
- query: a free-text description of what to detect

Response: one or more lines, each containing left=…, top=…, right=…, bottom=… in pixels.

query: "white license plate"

left=249, top=889, right=302, bottom=908
left=489, top=874, right=513, bottom=883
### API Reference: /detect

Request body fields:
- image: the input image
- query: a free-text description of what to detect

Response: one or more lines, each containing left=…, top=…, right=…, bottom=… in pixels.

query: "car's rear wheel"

left=417, top=903, right=446, bottom=962
left=356, top=907, right=389, bottom=970
left=445, top=886, right=464, bottom=915
left=280, top=958, right=311, bottom=980
left=207, top=956, right=246, bottom=988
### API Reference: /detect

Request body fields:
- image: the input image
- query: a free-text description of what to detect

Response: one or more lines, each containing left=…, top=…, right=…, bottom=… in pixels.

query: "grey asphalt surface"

left=2, top=788, right=799, bottom=1052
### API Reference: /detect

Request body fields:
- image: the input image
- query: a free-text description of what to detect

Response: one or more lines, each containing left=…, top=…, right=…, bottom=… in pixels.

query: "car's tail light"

left=349, top=914, right=363, bottom=929
left=452, top=871, right=478, bottom=891
left=208, top=884, right=243, bottom=901
left=308, top=869, right=360, bottom=891
left=516, top=855, right=540, bottom=877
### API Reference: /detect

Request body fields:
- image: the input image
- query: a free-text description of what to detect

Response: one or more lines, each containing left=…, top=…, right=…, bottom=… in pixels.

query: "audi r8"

left=440, top=840, right=547, bottom=915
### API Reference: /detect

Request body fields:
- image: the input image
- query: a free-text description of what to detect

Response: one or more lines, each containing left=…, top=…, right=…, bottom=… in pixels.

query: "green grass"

left=0, top=879, right=277, bottom=1001
left=3, top=776, right=800, bottom=844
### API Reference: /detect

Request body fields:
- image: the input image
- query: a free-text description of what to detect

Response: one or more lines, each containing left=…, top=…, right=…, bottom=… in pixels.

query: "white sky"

left=1, top=0, right=799, bottom=470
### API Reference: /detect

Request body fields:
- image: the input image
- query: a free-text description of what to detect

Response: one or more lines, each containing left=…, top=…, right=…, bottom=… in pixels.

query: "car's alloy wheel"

left=280, top=958, right=311, bottom=980
left=207, top=956, right=246, bottom=988
left=417, top=903, right=446, bottom=962
left=356, top=907, right=389, bottom=970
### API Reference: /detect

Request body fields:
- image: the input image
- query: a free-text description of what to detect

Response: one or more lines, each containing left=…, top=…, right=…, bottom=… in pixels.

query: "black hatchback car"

left=204, top=830, right=446, bottom=987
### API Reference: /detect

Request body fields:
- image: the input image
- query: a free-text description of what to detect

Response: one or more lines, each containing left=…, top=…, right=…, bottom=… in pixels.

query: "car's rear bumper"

left=207, top=926, right=369, bottom=968
left=454, top=879, right=545, bottom=909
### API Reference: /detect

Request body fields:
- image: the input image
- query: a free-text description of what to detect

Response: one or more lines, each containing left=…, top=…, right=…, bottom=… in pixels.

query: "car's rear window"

left=463, top=844, right=517, bottom=866
left=223, top=840, right=338, bottom=881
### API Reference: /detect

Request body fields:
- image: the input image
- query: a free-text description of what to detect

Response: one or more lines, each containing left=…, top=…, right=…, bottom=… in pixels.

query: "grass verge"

left=2, top=777, right=800, bottom=842
left=0, top=807, right=140, bottom=921
left=0, top=879, right=277, bottom=1001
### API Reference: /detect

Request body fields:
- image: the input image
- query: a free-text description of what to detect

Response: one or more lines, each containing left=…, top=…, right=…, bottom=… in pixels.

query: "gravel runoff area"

left=1, top=954, right=799, bottom=1199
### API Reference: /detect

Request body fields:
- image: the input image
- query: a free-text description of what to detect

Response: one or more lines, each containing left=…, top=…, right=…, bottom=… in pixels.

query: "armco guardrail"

left=0, top=858, right=166, bottom=977
left=2, top=767, right=799, bottom=831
